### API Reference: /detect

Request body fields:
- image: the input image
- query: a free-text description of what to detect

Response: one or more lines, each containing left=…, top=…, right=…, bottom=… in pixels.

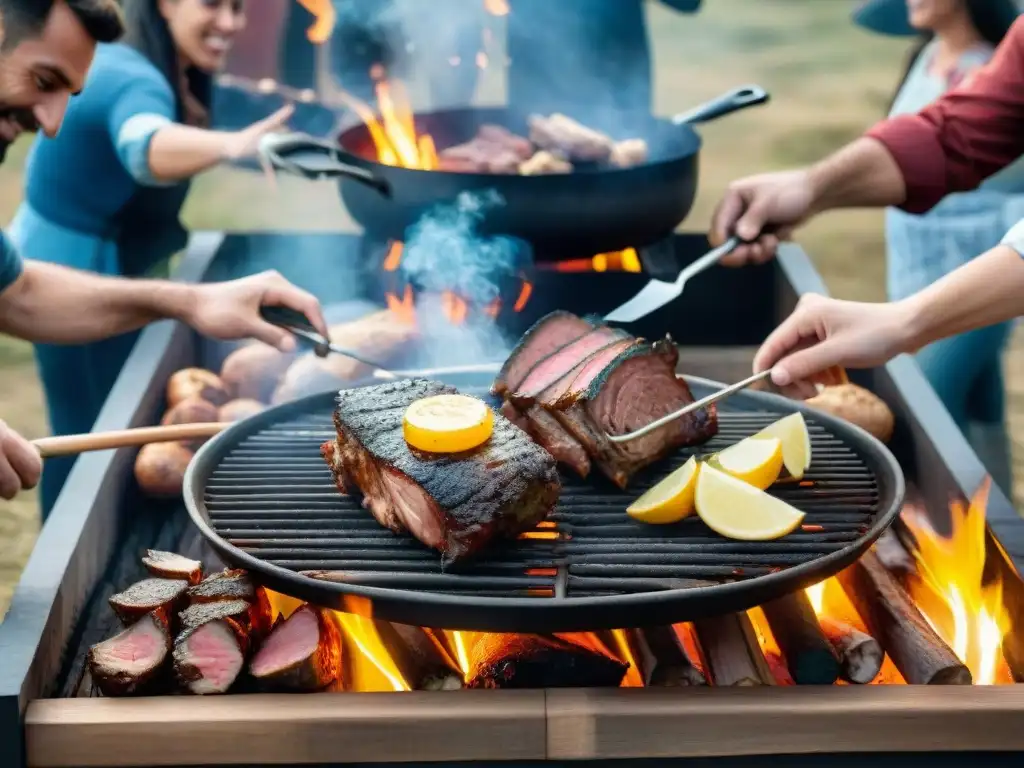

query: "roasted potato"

left=161, top=396, right=220, bottom=450
left=806, top=383, right=895, bottom=444
left=220, top=342, right=294, bottom=402
left=166, top=368, right=229, bottom=408
left=134, top=442, right=194, bottom=498
left=218, top=399, right=266, bottom=423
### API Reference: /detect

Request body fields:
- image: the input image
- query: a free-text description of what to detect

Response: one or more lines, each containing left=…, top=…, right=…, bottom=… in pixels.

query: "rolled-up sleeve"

left=106, top=78, right=177, bottom=187
left=1001, top=219, right=1024, bottom=257
left=864, top=16, right=1024, bottom=214
left=0, top=231, right=23, bottom=295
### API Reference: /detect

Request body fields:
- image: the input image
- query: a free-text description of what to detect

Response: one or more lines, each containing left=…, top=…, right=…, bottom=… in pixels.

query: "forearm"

left=898, top=245, right=1024, bottom=352
left=0, top=261, right=196, bottom=343
left=807, top=137, right=907, bottom=213
left=146, top=124, right=231, bottom=182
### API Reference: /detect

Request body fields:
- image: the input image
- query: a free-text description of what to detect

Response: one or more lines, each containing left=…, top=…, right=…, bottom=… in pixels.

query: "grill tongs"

left=608, top=369, right=773, bottom=443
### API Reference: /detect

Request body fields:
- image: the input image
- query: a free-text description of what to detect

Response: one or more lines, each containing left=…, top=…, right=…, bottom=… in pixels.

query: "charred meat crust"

left=178, top=596, right=273, bottom=637
left=108, top=578, right=190, bottom=627
left=142, top=550, right=203, bottom=585
left=87, top=611, right=172, bottom=696
left=466, top=633, right=628, bottom=689
left=492, top=310, right=595, bottom=396
left=187, top=569, right=256, bottom=603
left=249, top=606, right=342, bottom=691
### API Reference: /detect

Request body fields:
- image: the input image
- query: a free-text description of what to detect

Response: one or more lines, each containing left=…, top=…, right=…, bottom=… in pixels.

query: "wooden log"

left=818, top=616, right=883, bottom=684
left=692, top=613, right=774, bottom=686
left=623, top=627, right=706, bottom=687
left=836, top=551, right=971, bottom=684
left=760, top=592, right=840, bottom=685
left=874, top=527, right=917, bottom=578
left=371, top=621, right=463, bottom=691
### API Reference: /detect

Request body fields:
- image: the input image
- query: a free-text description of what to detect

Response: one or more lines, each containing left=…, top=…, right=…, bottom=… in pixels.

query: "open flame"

left=294, top=0, right=335, bottom=44
left=901, top=479, right=1013, bottom=685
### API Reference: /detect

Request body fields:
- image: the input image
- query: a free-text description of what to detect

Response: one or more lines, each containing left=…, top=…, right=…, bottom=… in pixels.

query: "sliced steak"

left=517, top=404, right=591, bottom=477
left=552, top=338, right=718, bottom=488
left=108, top=578, right=189, bottom=627
left=179, top=597, right=273, bottom=638
left=466, top=633, right=628, bottom=689
left=509, top=325, right=628, bottom=406
left=88, top=611, right=172, bottom=696
left=492, top=311, right=595, bottom=397
left=187, top=569, right=256, bottom=604
left=173, top=617, right=248, bottom=695
left=142, top=550, right=203, bottom=585
left=325, top=379, right=560, bottom=564
left=249, top=605, right=342, bottom=691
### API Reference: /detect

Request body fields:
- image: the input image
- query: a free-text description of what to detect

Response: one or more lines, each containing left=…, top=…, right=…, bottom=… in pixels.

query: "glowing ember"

left=548, top=249, right=643, bottom=273
left=295, top=0, right=335, bottom=44
left=901, top=478, right=1013, bottom=685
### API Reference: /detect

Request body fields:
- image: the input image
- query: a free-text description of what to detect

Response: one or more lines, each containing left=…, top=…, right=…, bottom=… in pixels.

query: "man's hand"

left=753, top=294, right=915, bottom=398
left=182, top=270, right=328, bottom=352
left=0, top=420, right=42, bottom=500
left=709, top=169, right=816, bottom=267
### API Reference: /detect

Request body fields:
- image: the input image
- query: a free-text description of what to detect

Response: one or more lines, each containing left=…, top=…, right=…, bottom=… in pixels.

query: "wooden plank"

left=24, top=690, right=546, bottom=767
left=545, top=686, right=1024, bottom=759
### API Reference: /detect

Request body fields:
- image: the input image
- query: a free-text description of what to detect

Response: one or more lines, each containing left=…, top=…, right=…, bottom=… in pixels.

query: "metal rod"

left=373, top=362, right=503, bottom=380
left=607, top=369, right=774, bottom=443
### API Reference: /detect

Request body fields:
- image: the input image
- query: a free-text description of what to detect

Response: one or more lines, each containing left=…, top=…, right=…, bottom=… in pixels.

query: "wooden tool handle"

left=32, top=423, right=229, bottom=458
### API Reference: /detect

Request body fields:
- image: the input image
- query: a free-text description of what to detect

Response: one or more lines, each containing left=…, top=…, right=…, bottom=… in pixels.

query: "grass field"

left=1, top=0, right=1021, bottom=617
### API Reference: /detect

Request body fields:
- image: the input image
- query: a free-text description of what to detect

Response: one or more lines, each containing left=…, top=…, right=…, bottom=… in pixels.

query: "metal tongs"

left=607, top=369, right=774, bottom=443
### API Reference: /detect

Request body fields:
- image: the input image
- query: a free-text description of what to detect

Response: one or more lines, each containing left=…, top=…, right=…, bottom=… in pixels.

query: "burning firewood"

left=87, top=611, right=172, bottom=696
left=465, top=633, right=628, bottom=689
left=692, top=613, right=775, bottom=686
left=621, top=627, right=706, bottom=687
left=836, top=551, right=971, bottom=684
left=249, top=605, right=343, bottom=691
left=817, top=616, right=884, bottom=684
left=760, top=592, right=840, bottom=685
left=873, top=527, right=917, bottom=578
left=372, top=621, right=463, bottom=691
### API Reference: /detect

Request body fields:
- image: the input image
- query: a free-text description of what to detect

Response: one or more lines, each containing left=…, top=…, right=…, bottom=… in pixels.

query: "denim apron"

left=885, top=40, right=1024, bottom=494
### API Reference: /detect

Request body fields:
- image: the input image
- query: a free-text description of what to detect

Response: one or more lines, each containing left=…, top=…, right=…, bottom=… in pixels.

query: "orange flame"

left=334, top=612, right=409, bottom=692
left=901, top=479, right=1013, bottom=685
left=295, top=0, right=335, bottom=44
left=336, top=79, right=437, bottom=170
left=549, top=249, right=643, bottom=274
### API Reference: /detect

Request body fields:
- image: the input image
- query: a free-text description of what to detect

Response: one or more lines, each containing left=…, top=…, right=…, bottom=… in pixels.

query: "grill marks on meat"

left=323, top=379, right=560, bottom=564
left=496, top=311, right=719, bottom=488
left=108, top=578, right=189, bottom=627
left=87, top=611, right=172, bottom=696
left=142, top=550, right=203, bottom=585
left=249, top=605, right=342, bottom=691
left=466, top=633, right=628, bottom=689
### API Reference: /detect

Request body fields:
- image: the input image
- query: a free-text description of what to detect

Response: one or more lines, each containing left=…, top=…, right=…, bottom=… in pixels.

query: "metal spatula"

left=603, top=236, right=741, bottom=324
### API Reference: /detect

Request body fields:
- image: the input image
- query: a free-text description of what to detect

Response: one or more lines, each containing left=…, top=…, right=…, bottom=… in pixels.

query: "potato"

left=218, top=399, right=266, bottom=423
left=134, top=442, right=194, bottom=499
left=220, top=343, right=294, bottom=402
left=161, top=396, right=220, bottom=450
left=166, top=368, right=230, bottom=408
left=806, top=383, right=895, bottom=444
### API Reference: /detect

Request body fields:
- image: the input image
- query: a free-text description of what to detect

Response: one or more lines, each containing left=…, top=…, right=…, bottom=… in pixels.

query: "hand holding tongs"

left=607, top=369, right=774, bottom=443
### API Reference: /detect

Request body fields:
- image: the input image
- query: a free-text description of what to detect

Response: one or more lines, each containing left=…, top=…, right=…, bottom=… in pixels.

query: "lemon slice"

left=695, top=464, right=806, bottom=541
left=713, top=437, right=784, bottom=490
left=403, top=394, right=494, bottom=453
left=752, top=412, right=812, bottom=479
left=627, top=456, right=700, bottom=524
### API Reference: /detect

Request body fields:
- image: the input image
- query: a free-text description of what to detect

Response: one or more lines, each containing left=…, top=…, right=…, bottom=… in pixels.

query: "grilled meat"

left=87, top=611, right=172, bottom=696
left=173, top=617, right=249, bottom=695
left=249, top=605, right=342, bottom=691
left=466, top=633, right=628, bottom=689
left=519, top=150, right=572, bottom=175
left=322, top=379, right=560, bottom=563
left=493, top=311, right=596, bottom=397
left=179, top=597, right=273, bottom=638
left=142, top=550, right=203, bottom=585
left=187, top=569, right=256, bottom=603
left=609, top=138, right=649, bottom=168
left=108, top=578, right=189, bottom=627
left=438, top=124, right=534, bottom=174
left=527, top=113, right=615, bottom=163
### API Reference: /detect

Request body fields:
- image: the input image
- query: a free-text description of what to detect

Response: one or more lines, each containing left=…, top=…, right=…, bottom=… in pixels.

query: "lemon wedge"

left=403, top=394, right=494, bottom=453
left=752, top=412, right=812, bottom=479
left=712, top=437, right=784, bottom=490
left=695, top=464, right=806, bottom=541
left=627, top=456, right=700, bottom=524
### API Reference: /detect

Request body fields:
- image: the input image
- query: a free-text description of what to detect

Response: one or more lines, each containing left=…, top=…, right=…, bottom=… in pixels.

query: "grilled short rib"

left=321, top=378, right=560, bottom=564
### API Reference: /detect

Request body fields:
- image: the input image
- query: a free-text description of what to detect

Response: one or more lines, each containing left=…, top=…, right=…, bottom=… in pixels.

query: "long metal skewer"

left=607, top=369, right=774, bottom=444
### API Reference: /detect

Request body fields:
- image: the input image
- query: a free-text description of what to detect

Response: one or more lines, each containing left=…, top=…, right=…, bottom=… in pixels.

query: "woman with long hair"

left=853, top=0, right=1022, bottom=493
left=9, top=0, right=292, bottom=517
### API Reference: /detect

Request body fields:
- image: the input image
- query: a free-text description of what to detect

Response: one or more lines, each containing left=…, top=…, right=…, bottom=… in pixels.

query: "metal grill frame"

left=184, top=373, right=904, bottom=631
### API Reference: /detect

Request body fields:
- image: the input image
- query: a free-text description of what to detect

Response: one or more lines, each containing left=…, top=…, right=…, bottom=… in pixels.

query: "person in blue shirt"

left=0, top=0, right=328, bottom=504
left=11, top=0, right=296, bottom=517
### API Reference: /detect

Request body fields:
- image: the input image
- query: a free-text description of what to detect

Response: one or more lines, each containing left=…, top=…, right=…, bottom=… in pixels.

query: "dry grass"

left=1, top=0, right=1021, bottom=618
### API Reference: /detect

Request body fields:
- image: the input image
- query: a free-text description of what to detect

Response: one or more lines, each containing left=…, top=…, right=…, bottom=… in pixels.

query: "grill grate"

left=187, top=379, right=902, bottom=631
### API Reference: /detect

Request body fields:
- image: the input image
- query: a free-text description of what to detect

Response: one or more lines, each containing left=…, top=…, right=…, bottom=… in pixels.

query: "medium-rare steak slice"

left=325, top=379, right=560, bottom=564
left=108, top=578, right=189, bottom=627
left=88, top=611, right=172, bottom=696
left=173, top=616, right=249, bottom=694
left=179, top=597, right=273, bottom=638
left=249, top=605, right=342, bottom=691
left=187, top=569, right=256, bottom=604
left=492, top=311, right=595, bottom=396
left=552, top=338, right=718, bottom=488
left=514, top=404, right=591, bottom=477
left=142, top=550, right=203, bottom=585
left=466, top=633, right=628, bottom=689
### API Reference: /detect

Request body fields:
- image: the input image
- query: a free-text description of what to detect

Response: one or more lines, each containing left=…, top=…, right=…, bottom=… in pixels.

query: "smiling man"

left=0, top=1, right=329, bottom=503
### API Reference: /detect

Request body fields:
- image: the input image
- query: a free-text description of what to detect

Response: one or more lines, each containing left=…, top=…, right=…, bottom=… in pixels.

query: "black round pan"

left=258, top=85, right=769, bottom=258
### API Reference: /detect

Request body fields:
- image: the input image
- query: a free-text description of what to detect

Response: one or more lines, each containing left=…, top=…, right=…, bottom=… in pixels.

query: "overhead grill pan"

left=183, top=371, right=904, bottom=632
